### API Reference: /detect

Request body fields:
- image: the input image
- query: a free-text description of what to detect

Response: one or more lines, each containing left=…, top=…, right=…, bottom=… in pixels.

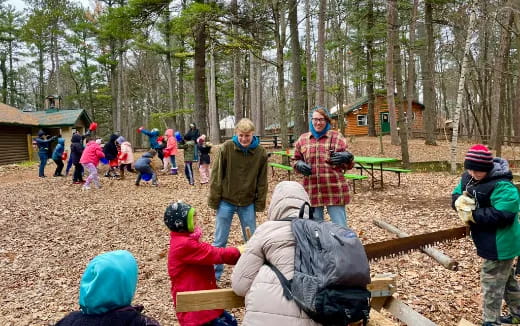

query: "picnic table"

left=354, top=156, right=399, bottom=189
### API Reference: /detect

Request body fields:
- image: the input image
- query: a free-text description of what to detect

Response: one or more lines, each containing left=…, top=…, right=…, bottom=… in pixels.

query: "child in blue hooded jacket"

left=51, top=137, right=66, bottom=177
left=55, top=250, right=160, bottom=326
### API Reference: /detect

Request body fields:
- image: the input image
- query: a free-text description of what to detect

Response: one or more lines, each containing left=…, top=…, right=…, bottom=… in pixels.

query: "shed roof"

left=0, top=103, right=39, bottom=126
left=26, top=108, right=92, bottom=127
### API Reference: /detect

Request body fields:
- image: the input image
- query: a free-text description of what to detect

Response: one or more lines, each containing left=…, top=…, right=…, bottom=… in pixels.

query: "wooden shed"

left=0, top=104, right=92, bottom=165
left=0, top=103, right=39, bottom=165
left=331, top=95, right=425, bottom=136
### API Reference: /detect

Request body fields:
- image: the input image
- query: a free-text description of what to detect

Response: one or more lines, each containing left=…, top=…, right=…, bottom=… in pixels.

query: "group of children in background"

left=36, top=123, right=211, bottom=189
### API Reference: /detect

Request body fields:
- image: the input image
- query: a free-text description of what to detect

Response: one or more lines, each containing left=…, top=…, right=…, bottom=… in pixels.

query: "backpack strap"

left=298, top=202, right=314, bottom=220
left=265, top=261, right=293, bottom=301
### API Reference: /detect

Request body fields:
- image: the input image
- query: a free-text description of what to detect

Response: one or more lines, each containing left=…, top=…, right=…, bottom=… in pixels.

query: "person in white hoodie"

left=231, top=181, right=321, bottom=326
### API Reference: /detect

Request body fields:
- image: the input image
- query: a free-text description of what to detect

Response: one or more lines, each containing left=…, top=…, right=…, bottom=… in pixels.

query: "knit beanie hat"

left=116, top=136, right=126, bottom=144
left=164, top=201, right=195, bottom=233
left=464, top=144, right=494, bottom=172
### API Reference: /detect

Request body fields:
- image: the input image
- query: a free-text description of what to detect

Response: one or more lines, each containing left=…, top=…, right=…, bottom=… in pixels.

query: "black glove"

left=330, top=151, right=354, bottom=165
left=295, top=160, right=312, bottom=176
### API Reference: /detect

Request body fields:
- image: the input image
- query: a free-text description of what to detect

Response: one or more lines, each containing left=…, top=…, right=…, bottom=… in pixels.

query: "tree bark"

left=386, top=0, right=399, bottom=146
left=208, top=46, right=219, bottom=144
left=193, top=16, right=207, bottom=135
left=489, top=1, right=513, bottom=156
left=450, top=6, right=476, bottom=174
left=231, top=0, right=243, bottom=122
left=305, top=0, right=313, bottom=115
left=366, top=0, right=376, bottom=137
left=422, top=1, right=437, bottom=145
left=406, top=0, right=418, bottom=132
left=289, top=0, right=306, bottom=138
left=393, top=9, right=410, bottom=167
left=316, top=0, right=326, bottom=107
left=272, top=1, right=288, bottom=149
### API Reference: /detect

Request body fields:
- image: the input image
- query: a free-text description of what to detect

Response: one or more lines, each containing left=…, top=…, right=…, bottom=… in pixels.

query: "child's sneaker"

left=500, top=314, right=520, bottom=325
left=82, top=185, right=90, bottom=191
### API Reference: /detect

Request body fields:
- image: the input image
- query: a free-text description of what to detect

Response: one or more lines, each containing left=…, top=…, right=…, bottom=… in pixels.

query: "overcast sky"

left=7, top=0, right=93, bottom=11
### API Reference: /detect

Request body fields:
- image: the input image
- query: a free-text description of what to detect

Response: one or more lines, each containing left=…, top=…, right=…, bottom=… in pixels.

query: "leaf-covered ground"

left=1, top=136, right=519, bottom=326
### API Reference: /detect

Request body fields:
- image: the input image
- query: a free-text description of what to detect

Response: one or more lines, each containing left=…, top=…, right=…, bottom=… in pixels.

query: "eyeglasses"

left=312, top=118, right=326, bottom=123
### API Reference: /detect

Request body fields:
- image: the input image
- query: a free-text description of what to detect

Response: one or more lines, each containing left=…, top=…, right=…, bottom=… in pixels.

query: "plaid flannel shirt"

left=292, top=130, right=352, bottom=207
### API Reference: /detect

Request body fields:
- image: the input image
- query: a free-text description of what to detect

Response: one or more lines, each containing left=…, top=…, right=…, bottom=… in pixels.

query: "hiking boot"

left=500, top=314, right=520, bottom=325
left=170, top=168, right=178, bottom=175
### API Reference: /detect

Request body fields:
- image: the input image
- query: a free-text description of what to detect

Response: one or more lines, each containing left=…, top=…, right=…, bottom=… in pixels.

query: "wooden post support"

left=373, top=219, right=459, bottom=270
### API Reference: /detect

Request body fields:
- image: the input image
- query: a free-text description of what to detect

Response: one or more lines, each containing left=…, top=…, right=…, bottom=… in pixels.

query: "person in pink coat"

left=162, top=129, right=178, bottom=175
left=164, top=201, right=241, bottom=326
left=79, top=138, right=105, bottom=190
left=116, top=136, right=135, bottom=178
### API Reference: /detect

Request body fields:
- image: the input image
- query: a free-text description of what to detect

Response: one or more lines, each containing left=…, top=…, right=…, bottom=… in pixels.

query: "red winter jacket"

left=167, top=231, right=240, bottom=326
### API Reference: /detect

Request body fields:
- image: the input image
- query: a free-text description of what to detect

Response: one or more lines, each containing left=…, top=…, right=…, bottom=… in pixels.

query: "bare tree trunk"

left=256, top=56, right=264, bottom=136
left=305, top=0, right=313, bottom=114
left=193, top=19, right=207, bottom=135
left=489, top=2, right=513, bottom=156
left=163, top=11, right=178, bottom=130
left=366, top=0, right=376, bottom=137
left=116, top=49, right=123, bottom=132
left=273, top=1, right=288, bottom=148
left=386, top=0, right=399, bottom=145
left=406, top=0, right=418, bottom=132
left=422, top=1, right=437, bottom=145
left=450, top=6, right=476, bottom=174
left=208, top=46, right=219, bottom=144
left=289, top=0, right=306, bottom=138
left=231, top=0, right=243, bottom=122
left=316, top=0, right=326, bottom=107
left=393, top=13, right=410, bottom=167
left=250, top=51, right=261, bottom=133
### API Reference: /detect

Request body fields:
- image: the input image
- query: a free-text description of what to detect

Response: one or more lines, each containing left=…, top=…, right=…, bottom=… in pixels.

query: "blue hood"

left=232, top=135, right=260, bottom=152
left=57, top=138, right=65, bottom=145
left=79, top=250, right=138, bottom=315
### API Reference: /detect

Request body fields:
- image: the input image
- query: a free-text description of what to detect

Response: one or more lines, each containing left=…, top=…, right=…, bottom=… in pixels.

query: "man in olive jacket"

left=208, top=118, right=268, bottom=281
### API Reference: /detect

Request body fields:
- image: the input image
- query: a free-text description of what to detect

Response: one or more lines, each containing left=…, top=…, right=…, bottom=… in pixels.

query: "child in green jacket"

left=178, top=134, right=196, bottom=186
left=452, top=144, right=520, bottom=326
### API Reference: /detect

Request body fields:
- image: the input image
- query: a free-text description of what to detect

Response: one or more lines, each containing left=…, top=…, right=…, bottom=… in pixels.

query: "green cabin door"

left=380, top=112, right=390, bottom=133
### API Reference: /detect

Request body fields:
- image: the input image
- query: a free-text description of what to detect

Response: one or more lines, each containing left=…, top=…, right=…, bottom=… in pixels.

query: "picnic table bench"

left=268, top=162, right=293, bottom=180
left=344, top=173, right=369, bottom=193
left=354, top=157, right=411, bottom=188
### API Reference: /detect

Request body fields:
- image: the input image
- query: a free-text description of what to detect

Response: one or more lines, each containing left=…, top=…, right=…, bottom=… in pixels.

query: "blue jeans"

left=213, top=201, right=256, bottom=281
left=169, top=155, right=177, bottom=169
left=38, top=152, right=48, bottom=177
left=313, top=205, right=347, bottom=227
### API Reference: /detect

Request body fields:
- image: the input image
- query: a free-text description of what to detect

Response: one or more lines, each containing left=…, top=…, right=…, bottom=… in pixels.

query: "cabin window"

left=403, top=111, right=416, bottom=122
left=357, top=114, right=368, bottom=126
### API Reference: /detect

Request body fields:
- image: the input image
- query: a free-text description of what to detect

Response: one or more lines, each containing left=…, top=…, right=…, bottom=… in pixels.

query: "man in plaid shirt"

left=292, top=107, right=354, bottom=226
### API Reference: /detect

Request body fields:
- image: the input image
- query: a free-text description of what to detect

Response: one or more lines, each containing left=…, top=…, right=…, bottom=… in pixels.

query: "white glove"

left=455, top=194, right=476, bottom=224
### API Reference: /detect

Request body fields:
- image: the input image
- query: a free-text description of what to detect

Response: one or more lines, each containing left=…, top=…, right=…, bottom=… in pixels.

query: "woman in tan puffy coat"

left=231, top=181, right=321, bottom=326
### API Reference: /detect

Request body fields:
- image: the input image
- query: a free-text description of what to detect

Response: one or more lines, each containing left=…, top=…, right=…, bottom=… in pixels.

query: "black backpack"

left=267, top=202, right=371, bottom=326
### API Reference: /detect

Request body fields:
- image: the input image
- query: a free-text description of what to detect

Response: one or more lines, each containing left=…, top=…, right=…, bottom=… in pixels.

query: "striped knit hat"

left=464, top=144, right=494, bottom=172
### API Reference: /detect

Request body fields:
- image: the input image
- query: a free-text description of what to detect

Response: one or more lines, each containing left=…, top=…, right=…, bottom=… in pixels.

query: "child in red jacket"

left=164, top=201, right=241, bottom=326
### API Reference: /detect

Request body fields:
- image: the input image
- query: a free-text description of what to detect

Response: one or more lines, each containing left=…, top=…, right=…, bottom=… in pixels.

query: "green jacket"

left=208, top=140, right=268, bottom=212
left=178, top=140, right=195, bottom=162
left=452, top=158, right=520, bottom=260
